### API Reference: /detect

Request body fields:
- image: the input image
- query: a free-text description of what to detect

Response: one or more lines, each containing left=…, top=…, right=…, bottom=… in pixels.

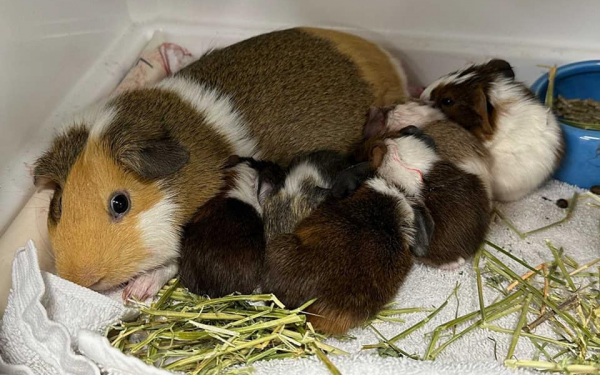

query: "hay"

left=363, top=192, right=600, bottom=373
left=106, top=281, right=348, bottom=375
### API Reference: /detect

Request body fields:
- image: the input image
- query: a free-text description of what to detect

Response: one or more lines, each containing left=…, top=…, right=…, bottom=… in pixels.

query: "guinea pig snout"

left=59, top=265, right=107, bottom=290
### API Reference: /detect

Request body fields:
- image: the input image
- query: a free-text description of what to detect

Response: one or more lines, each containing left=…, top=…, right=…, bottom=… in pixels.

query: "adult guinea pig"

left=175, top=156, right=285, bottom=299
left=420, top=59, right=564, bottom=202
left=261, top=141, right=432, bottom=334
left=33, top=28, right=409, bottom=299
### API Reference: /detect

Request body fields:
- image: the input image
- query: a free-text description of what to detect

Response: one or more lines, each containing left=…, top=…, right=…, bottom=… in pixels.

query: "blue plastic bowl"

left=530, top=60, right=600, bottom=189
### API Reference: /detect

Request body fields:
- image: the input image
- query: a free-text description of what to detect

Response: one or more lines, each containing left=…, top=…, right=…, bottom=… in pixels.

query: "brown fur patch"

left=422, top=120, right=491, bottom=168
left=263, top=186, right=413, bottom=335
left=302, top=27, right=408, bottom=107
left=178, top=28, right=402, bottom=164
left=34, top=125, right=89, bottom=188
left=106, top=88, right=229, bottom=220
left=51, top=140, right=167, bottom=289
left=306, top=305, right=366, bottom=335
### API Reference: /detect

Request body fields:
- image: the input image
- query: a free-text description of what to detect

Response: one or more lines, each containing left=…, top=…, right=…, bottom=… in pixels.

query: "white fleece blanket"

left=1, top=180, right=597, bottom=374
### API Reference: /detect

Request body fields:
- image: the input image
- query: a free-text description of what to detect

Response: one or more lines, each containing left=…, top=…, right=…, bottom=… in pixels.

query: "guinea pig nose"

left=89, top=277, right=106, bottom=290
left=66, top=270, right=105, bottom=289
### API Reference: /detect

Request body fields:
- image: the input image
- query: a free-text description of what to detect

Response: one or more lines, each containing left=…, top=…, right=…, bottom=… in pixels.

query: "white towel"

left=1, top=180, right=597, bottom=375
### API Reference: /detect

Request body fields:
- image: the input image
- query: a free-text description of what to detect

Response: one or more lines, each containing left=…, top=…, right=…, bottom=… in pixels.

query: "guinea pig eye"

left=109, top=192, right=130, bottom=219
left=441, top=98, right=454, bottom=107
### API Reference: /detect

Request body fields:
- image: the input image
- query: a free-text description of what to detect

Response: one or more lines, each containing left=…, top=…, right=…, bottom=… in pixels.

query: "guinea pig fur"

left=261, top=148, right=426, bottom=334
left=420, top=59, right=564, bottom=202
left=358, top=122, right=491, bottom=269
left=33, top=27, right=409, bottom=299
left=262, top=150, right=354, bottom=241
left=368, top=102, right=493, bottom=199
left=178, top=156, right=285, bottom=298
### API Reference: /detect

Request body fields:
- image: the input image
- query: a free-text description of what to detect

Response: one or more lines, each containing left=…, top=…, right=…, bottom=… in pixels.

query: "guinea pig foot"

left=438, top=257, right=466, bottom=271
left=122, top=262, right=179, bottom=302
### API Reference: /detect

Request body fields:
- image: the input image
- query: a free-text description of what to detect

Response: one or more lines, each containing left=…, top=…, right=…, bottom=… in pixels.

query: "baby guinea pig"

left=365, top=103, right=493, bottom=199
left=359, top=116, right=491, bottom=269
left=177, top=156, right=285, bottom=298
left=262, top=150, right=354, bottom=241
left=261, top=139, right=438, bottom=334
left=420, top=59, right=564, bottom=202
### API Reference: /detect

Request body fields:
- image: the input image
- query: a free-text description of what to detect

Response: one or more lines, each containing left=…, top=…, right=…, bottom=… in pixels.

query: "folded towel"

left=0, top=241, right=119, bottom=374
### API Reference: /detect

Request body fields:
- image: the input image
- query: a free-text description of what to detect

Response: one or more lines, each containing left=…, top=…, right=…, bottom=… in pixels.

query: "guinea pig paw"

left=438, top=257, right=466, bottom=271
left=122, top=274, right=164, bottom=303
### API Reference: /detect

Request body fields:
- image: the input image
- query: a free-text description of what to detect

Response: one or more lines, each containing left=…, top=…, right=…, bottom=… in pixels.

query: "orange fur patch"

left=307, top=304, right=366, bottom=335
left=50, top=140, right=170, bottom=290
left=301, top=27, right=408, bottom=106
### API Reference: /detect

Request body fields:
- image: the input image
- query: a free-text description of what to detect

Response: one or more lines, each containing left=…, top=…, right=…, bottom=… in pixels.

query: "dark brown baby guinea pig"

left=178, top=156, right=285, bottom=297
left=261, top=145, right=436, bottom=334
left=357, top=117, right=491, bottom=270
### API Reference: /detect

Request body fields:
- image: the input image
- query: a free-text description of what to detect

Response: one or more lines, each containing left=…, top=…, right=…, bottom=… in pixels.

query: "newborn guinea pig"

left=365, top=102, right=493, bottom=199
left=420, top=59, right=564, bottom=202
left=262, top=150, right=354, bottom=241
left=359, top=117, right=491, bottom=269
left=262, top=142, right=437, bottom=334
left=178, top=156, right=285, bottom=298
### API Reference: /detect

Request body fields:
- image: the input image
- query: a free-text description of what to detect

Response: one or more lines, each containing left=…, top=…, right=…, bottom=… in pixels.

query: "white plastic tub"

left=1, top=1, right=600, bottom=313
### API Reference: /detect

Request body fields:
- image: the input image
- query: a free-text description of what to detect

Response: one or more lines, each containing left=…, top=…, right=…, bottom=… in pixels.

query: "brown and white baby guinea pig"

left=178, top=156, right=285, bottom=297
left=262, top=150, right=354, bottom=241
left=360, top=118, right=491, bottom=270
left=420, top=59, right=564, bottom=202
left=261, top=144, right=436, bottom=335
left=366, top=102, right=493, bottom=199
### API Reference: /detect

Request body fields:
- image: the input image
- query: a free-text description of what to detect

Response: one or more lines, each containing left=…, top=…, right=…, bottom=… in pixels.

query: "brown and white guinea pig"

left=420, top=59, right=564, bottom=202
left=175, top=156, right=285, bottom=299
left=367, top=101, right=493, bottom=199
left=261, top=140, right=435, bottom=334
left=32, top=28, right=409, bottom=299
left=358, top=118, right=491, bottom=270
left=262, top=150, right=354, bottom=240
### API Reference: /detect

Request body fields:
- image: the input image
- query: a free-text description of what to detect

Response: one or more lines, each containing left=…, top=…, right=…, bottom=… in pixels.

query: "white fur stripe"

left=81, top=103, right=116, bottom=139
left=282, top=161, right=329, bottom=196
left=377, top=137, right=439, bottom=196
left=157, top=76, right=259, bottom=158
left=420, top=70, right=475, bottom=101
left=136, top=189, right=181, bottom=270
left=226, top=163, right=261, bottom=214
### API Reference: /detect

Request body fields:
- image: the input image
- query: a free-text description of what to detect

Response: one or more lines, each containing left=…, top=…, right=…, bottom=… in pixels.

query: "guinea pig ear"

left=369, top=141, right=388, bottom=169
left=363, top=107, right=388, bottom=139
left=486, top=59, right=515, bottom=80
left=222, top=155, right=241, bottom=169
left=33, top=125, right=89, bottom=189
left=119, top=136, right=190, bottom=180
left=472, top=87, right=495, bottom=137
left=411, top=204, right=435, bottom=258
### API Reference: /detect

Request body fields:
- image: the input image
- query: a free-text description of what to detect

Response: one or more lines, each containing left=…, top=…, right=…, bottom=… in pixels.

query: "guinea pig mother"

left=33, top=27, right=409, bottom=299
